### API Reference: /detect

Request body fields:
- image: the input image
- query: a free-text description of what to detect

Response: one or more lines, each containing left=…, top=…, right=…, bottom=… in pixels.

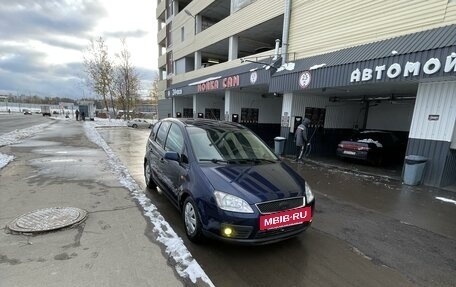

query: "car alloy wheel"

left=182, top=197, right=203, bottom=243
left=144, top=161, right=156, bottom=189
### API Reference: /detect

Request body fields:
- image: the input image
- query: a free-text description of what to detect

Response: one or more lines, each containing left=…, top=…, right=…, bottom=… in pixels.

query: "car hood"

left=200, top=162, right=306, bottom=204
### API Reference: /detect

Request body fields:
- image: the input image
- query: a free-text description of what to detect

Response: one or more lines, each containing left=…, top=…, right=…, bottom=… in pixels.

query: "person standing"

left=295, top=118, right=311, bottom=161
left=75, top=109, right=79, bottom=121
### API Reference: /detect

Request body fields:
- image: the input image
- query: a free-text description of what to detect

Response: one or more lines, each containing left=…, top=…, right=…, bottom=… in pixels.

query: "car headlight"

left=214, top=191, right=254, bottom=213
left=305, top=182, right=314, bottom=203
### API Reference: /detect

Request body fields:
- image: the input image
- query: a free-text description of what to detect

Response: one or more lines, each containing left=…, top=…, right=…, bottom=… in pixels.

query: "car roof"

left=162, top=118, right=247, bottom=131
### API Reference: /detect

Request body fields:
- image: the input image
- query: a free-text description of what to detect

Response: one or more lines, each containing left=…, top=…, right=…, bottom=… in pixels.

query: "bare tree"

left=113, top=39, right=141, bottom=120
left=83, top=37, right=115, bottom=114
left=149, top=72, right=159, bottom=119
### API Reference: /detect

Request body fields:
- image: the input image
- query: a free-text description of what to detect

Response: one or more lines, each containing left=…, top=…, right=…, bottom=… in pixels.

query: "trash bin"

left=274, top=137, right=286, bottom=155
left=403, top=155, right=427, bottom=185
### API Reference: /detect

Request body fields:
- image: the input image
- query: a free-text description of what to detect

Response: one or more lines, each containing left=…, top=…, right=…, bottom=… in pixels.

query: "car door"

left=150, top=121, right=171, bottom=190
left=161, top=123, right=188, bottom=202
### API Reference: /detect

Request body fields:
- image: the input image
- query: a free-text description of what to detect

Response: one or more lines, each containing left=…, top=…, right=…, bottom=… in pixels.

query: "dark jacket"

left=295, top=118, right=311, bottom=146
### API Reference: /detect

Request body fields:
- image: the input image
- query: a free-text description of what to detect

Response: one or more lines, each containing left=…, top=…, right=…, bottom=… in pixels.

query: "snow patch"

left=276, top=62, right=295, bottom=72
left=391, top=50, right=398, bottom=55
left=352, top=247, right=372, bottom=261
left=0, top=122, right=54, bottom=169
left=83, top=121, right=214, bottom=286
left=357, top=138, right=383, bottom=148
left=91, top=118, right=127, bottom=127
left=309, top=63, right=327, bottom=70
left=188, top=76, right=222, bottom=86
left=435, top=197, right=456, bottom=205
left=0, top=153, right=14, bottom=170
left=0, top=123, right=52, bottom=147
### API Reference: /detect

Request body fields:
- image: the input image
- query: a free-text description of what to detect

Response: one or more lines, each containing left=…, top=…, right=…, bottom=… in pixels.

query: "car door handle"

left=160, top=157, right=165, bottom=163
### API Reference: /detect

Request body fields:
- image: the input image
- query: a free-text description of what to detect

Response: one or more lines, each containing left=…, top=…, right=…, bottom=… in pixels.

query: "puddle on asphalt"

left=32, top=147, right=99, bottom=157
left=23, top=144, right=109, bottom=180
left=8, top=121, right=114, bottom=182
left=12, top=140, right=62, bottom=147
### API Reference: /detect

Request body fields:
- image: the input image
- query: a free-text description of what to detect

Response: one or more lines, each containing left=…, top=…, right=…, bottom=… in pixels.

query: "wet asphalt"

left=99, top=127, right=456, bottom=287
left=1, top=117, right=455, bottom=287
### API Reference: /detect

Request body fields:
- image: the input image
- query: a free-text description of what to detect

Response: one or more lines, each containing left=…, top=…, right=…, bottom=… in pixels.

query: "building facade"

left=156, top=0, right=456, bottom=188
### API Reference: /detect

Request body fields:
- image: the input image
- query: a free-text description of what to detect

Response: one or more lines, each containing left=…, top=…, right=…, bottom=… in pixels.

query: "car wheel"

left=132, top=124, right=138, bottom=128
left=182, top=197, right=204, bottom=243
left=144, top=161, right=157, bottom=189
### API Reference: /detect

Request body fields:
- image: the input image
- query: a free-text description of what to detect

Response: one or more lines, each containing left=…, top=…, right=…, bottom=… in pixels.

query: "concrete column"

left=194, top=51, right=202, bottom=70
left=172, top=97, right=176, bottom=118
left=224, top=90, right=231, bottom=121
left=279, top=93, right=294, bottom=154
left=280, top=93, right=293, bottom=135
left=193, top=95, right=197, bottom=119
left=172, top=1, right=178, bottom=16
left=195, top=14, right=202, bottom=34
left=228, top=36, right=238, bottom=61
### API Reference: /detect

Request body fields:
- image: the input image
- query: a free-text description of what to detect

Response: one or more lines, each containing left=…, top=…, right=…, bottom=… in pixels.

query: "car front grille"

left=255, top=197, right=305, bottom=214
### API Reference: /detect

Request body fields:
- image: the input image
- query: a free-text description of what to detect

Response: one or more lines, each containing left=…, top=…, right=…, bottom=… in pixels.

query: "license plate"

left=343, top=150, right=356, bottom=155
left=259, top=206, right=312, bottom=231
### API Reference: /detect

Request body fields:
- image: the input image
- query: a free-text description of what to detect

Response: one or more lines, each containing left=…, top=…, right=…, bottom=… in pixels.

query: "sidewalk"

left=0, top=119, right=185, bottom=287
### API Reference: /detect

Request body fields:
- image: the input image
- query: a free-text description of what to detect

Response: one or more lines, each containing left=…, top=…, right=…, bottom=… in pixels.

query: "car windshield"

left=187, top=126, right=278, bottom=163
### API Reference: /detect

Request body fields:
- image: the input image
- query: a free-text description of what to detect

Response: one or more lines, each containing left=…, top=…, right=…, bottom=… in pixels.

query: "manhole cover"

left=7, top=207, right=88, bottom=234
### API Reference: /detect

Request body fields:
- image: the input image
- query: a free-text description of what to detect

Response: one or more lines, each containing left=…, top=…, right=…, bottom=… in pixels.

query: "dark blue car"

left=144, top=118, right=315, bottom=244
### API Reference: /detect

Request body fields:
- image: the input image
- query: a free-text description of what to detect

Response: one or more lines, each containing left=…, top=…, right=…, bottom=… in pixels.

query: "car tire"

left=132, top=124, right=138, bottom=128
left=182, top=197, right=204, bottom=243
left=144, top=161, right=157, bottom=189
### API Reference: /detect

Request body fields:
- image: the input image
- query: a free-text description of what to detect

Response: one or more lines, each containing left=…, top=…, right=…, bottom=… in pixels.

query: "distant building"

left=135, top=104, right=158, bottom=119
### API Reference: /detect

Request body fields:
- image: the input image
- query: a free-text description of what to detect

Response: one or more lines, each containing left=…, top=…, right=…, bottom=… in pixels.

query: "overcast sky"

left=0, top=0, right=157, bottom=99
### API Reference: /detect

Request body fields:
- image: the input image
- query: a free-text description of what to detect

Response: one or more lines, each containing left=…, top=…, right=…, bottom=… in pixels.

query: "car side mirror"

left=164, top=151, right=180, bottom=162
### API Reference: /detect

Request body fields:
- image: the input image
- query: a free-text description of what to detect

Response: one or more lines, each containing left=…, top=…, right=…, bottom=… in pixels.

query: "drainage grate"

left=6, top=207, right=88, bottom=234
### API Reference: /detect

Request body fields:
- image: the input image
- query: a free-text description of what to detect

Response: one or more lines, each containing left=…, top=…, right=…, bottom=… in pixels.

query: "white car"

left=127, top=118, right=154, bottom=129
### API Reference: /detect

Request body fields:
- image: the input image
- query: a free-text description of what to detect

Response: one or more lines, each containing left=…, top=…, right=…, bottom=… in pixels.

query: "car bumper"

left=337, top=148, right=368, bottom=160
left=203, top=221, right=311, bottom=245
left=202, top=200, right=315, bottom=245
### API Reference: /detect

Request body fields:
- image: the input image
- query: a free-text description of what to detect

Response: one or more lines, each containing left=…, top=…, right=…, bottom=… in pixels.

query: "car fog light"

left=223, top=227, right=233, bottom=237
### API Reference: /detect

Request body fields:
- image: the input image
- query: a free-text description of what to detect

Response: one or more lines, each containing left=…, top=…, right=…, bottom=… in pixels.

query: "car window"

left=165, top=124, right=184, bottom=153
left=187, top=126, right=277, bottom=162
left=149, top=121, right=161, bottom=141
left=156, top=121, right=171, bottom=148
left=188, top=128, right=224, bottom=161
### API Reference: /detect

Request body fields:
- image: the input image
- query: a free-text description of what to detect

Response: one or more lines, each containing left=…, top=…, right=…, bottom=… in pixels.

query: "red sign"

left=198, top=80, right=219, bottom=92
left=260, top=206, right=312, bottom=230
left=197, top=75, right=240, bottom=92
left=222, top=75, right=239, bottom=88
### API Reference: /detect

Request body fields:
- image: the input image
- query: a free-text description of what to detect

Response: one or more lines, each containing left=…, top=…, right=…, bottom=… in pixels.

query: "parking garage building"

left=166, top=25, right=456, bottom=189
